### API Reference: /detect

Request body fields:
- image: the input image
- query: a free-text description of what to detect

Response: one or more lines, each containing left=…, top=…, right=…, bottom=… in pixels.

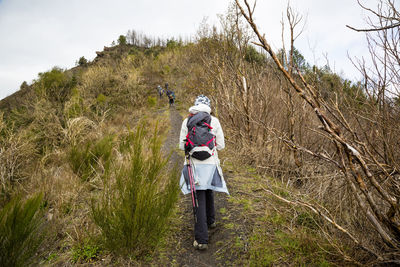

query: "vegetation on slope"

left=1, top=1, right=400, bottom=264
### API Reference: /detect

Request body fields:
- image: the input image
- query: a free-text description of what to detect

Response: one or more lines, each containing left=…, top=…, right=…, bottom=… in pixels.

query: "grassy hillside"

left=1, top=6, right=400, bottom=263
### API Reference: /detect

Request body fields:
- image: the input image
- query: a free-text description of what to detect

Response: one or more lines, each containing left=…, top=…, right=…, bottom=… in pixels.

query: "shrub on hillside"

left=147, top=96, right=157, bottom=107
left=245, top=45, right=266, bottom=64
left=77, top=56, right=88, bottom=66
left=64, top=88, right=85, bottom=119
left=20, top=81, right=29, bottom=90
left=68, top=135, right=113, bottom=182
left=35, top=67, right=76, bottom=103
left=166, top=39, right=181, bottom=49
left=118, top=35, right=127, bottom=46
left=91, top=126, right=179, bottom=256
left=0, top=193, right=46, bottom=267
left=80, top=66, right=114, bottom=98
left=63, top=117, right=97, bottom=147
left=28, top=100, right=64, bottom=154
left=71, top=240, right=100, bottom=263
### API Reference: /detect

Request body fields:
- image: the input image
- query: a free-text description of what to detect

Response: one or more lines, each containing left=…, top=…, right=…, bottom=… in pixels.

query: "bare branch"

left=346, top=22, right=400, bottom=32
left=262, top=185, right=382, bottom=260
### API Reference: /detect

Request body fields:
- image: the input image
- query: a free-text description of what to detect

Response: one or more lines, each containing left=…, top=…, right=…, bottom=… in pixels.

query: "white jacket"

left=179, top=104, right=229, bottom=194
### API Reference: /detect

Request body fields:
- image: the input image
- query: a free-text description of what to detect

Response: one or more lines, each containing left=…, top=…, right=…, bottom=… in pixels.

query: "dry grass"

left=0, top=120, right=36, bottom=201
left=63, top=117, right=98, bottom=146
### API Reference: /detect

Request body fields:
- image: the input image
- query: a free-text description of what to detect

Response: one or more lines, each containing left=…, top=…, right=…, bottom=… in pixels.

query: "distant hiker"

left=165, top=82, right=169, bottom=90
left=179, top=95, right=228, bottom=250
left=166, top=89, right=175, bottom=107
left=156, top=85, right=164, bottom=98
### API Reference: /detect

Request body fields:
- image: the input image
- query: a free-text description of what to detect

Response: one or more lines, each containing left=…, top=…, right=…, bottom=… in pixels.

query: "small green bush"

left=96, top=93, right=107, bottom=105
left=147, top=96, right=157, bottom=107
left=245, top=45, right=266, bottom=64
left=68, top=135, right=114, bottom=181
left=34, top=67, right=76, bottom=103
left=77, top=56, right=88, bottom=66
left=162, top=65, right=171, bottom=75
left=0, top=193, right=46, bottom=267
left=118, top=35, right=127, bottom=46
left=166, top=39, right=181, bottom=49
left=91, top=125, right=179, bottom=256
left=71, top=241, right=100, bottom=263
left=64, top=88, right=84, bottom=119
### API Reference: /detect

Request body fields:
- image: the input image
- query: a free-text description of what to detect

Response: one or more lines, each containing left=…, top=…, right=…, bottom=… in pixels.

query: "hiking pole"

left=186, top=155, right=198, bottom=223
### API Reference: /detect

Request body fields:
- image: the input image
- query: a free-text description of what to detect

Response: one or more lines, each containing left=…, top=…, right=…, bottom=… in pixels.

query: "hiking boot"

left=193, top=240, right=208, bottom=250
left=208, top=222, right=217, bottom=229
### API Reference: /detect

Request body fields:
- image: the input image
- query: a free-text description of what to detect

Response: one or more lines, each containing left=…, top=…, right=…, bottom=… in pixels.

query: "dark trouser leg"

left=206, top=189, right=215, bottom=226
left=195, top=190, right=208, bottom=244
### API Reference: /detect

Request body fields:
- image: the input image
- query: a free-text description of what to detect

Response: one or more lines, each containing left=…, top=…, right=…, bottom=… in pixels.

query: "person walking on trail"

left=179, top=95, right=229, bottom=250
left=166, top=90, right=175, bottom=107
left=156, top=85, right=164, bottom=98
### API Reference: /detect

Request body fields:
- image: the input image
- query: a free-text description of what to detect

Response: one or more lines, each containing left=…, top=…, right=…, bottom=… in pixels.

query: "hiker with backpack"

left=156, top=85, right=164, bottom=98
left=179, top=95, right=229, bottom=250
left=169, top=91, right=175, bottom=107
left=166, top=89, right=175, bottom=107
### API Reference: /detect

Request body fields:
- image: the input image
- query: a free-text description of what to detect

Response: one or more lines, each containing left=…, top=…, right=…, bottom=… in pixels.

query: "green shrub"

left=68, top=135, right=114, bottom=181
left=96, top=93, right=107, bottom=105
left=91, top=125, right=179, bottom=256
left=71, top=241, right=100, bottom=263
left=64, top=88, right=84, bottom=119
left=0, top=193, right=46, bottom=267
left=118, top=35, right=127, bottom=46
left=34, top=67, right=76, bottom=103
left=162, top=65, right=171, bottom=75
left=245, top=45, right=266, bottom=64
left=77, top=56, right=88, bottom=66
left=166, top=39, right=181, bottom=49
left=95, top=93, right=109, bottom=115
left=147, top=96, right=157, bottom=108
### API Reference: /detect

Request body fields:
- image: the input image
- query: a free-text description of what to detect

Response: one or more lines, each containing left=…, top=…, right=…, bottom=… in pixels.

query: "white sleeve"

left=179, top=118, right=188, bottom=150
left=214, top=118, right=225, bottom=150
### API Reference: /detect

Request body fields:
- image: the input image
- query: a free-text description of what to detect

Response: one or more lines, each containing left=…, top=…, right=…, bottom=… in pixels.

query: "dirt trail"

left=164, top=106, right=234, bottom=267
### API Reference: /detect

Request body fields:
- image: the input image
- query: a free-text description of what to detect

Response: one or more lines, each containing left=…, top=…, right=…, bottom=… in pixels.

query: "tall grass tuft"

left=0, top=193, right=46, bottom=267
left=91, top=125, right=179, bottom=256
left=68, top=135, right=113, bottom=181
left=0, top=127, right=36, bottom=203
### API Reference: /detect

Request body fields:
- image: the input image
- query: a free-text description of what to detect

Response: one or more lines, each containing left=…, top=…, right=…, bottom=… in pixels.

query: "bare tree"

left=282, top=4, right=307, bottom=169
left=236, top=0, right=400, bottom=262
left=346, top=0, right=400, bottom=32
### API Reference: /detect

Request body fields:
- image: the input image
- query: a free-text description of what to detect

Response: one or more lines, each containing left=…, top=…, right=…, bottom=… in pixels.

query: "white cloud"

left=0, top=0, right=378, bottom=100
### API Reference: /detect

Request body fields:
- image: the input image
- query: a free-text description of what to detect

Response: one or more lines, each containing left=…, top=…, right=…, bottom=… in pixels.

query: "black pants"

left=195, top=190, right=215, bottom=244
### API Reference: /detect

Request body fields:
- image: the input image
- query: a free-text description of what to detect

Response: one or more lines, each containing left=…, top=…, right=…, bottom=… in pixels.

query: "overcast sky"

left=0, top=0, right=377, bottom=100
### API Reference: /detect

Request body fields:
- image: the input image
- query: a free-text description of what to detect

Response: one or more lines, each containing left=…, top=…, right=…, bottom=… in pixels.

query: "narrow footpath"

left=163, top=106, right=235, bottom=267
